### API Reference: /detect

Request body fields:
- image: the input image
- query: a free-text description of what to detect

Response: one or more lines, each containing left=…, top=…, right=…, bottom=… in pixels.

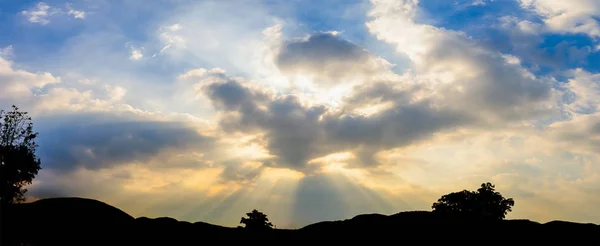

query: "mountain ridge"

left=2, top=197, right=599, bottom=245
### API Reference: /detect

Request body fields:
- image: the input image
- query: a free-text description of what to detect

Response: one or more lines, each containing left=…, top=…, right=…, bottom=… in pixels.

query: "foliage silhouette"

left=240, top=209, right=274, bottom=230
left=0, top=105, right=41, bottom=205
left=432, top=182, right=514, bottom=220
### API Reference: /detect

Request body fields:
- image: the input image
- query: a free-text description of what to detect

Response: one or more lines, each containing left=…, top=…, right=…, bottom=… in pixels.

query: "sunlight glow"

left=261, top=167, right=305, bottom=182
left=222, top=133, right=275, bottom=160
left=353, top=101, right=395, bottom=116
left=312, top=151, right=355, bottom=163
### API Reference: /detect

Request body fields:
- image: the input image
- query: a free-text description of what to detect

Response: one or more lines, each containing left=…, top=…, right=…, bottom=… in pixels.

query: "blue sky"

left=1, top=0, right=600, bottom=228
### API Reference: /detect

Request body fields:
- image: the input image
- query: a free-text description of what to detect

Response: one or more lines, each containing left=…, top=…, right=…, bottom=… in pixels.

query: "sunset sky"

left=1, top=0, right=600, bottom=228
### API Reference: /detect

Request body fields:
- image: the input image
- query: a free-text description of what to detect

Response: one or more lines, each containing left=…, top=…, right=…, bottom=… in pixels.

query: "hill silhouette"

left=2, top=197, right=599, bottom=245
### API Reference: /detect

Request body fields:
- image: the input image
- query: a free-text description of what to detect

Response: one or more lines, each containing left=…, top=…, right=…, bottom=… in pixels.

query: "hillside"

left=1, top=197, right=599, bottom=245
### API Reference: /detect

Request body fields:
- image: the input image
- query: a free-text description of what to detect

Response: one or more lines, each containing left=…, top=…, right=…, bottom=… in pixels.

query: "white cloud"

left=564, top=69, right=600, bottom=114
left=502, top=54, right=522, bottom=65
left=0, top=46, right=14, bottom=59
left=0, top=55, right=61, bottom=103
left=21, top=2, right=86, bottom=25
left=499, top=16, right=544, bottom=34
left=66, top=3, right=86, bottom=19
left=156, top=24, right=185, bottom=56
left=158, top=44, right=172, bottom=54
left=21, top=2, right=54, bottom=25
left=0, top=49, right=135, bottom=115
left=472, top=0, right=487, bottom=6
left=129, top=47, right=144, bottom=61
left=166, top=23, right=182, bottom=31
left=178, top=68, right=208, bottom=80
left=519, top=0, right=600, bottom=37
left=366, top=0, right=555, bottom=123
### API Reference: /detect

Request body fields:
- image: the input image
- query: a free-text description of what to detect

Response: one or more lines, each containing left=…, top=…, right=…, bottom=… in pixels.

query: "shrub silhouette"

left=0, top=105, right=41, bottom=205
left=240, top=209, right=273, bottom=230
left=432, top=182, right=514, bottom=220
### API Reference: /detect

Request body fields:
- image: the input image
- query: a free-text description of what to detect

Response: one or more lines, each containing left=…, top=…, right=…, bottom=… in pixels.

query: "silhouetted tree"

left=240, top=209, right=273, bottom=230
left=432, top=182, right=514, bottom=220
left=0, top=105, right=41, bottom=205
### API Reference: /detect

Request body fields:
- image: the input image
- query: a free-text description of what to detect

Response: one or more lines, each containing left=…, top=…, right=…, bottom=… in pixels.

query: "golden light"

left=353, top=101, right=395, bottom=116
left=261, top=167, right=305, bottom=182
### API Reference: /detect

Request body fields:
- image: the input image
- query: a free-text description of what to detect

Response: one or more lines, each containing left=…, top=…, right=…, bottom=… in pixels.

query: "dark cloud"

left=205, top=79, right=268, bottom=111
left=323, top=102, right=469, bottom=149
left=35, top=112, right=214, bottom=171
left=275, top=33, right=385, bottom=87
left=206, top=79, right=329, bottom=169
left=343, top=82, right=416, bottom=108
left=277, top=33, right=369, bottom=68
left=202, top=76, right=471, bottom=171
left=218, top=160, right=264, bottom=183
left=201, top=29, right=556, bottom=173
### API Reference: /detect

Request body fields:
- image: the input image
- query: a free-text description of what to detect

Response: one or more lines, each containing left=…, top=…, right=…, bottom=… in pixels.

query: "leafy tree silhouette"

left=0, top=105, right=41, bottom=205
left=432, top=182, right=514, bottom=220
left=240, top=209, right=274, bottom=230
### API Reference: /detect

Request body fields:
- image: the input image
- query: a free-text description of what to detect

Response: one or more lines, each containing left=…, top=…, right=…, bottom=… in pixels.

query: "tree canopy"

left=240, top=209, right=274, bottom=230
left=0, top=105, right=41, bottom=204
left=432, top=182, right=514, bottom=220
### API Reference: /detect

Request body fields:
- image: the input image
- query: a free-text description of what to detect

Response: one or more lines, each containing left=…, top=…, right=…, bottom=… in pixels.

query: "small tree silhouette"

left=432, top=182, right=514, bottom=220
left=0, top=105, right=41, bottom=205
left=240, top=209, right=273, bottom=230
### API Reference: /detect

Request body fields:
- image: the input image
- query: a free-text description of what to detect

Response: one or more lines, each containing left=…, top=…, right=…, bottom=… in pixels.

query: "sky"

left=1, top=0, right=600, bottom=228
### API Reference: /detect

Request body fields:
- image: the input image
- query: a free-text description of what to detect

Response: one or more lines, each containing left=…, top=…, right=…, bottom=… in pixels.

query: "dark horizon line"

left=16, top=196, right=600, bottom=229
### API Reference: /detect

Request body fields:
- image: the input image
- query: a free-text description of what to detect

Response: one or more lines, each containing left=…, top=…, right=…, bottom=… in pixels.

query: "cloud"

left=563, top=69, right=600, bottom=114
left=275, top=32, right=393, bottom=88
left=129, top=47, right=144, bottom=61
left=178, top=0, right=568, bottom=177
left=366, top=0, right=556, bottom=122
left=471, top=0, right=488, bottom=6
left=165, top=23, right=182, bottom=32
left=177, top=68, right=208, bottom=80
left=66, top=3, right=86, bottom=19
left=519, top=0, right=600, bottom=37
left=218, top=160, right=264, bottom=184
left=21, top=2, right=86, bottom=25
left=0, top=54, right=61, bottom=104
left=0, top=50, right=219, bottom=173
left=195, top=68, right=471, bottom=171
left=36, top=112, right=215, bottom=171
left=157, top=26, right=184, bottom=56
left=497, top=16, right=595, bottom=71
left=499, top=16, right=544, bottom=35
left=0, top=46, right=14, bottom=59
left=21, top=2, right=54, bottom=25
left=183, top=0, right=575, bottom=174
left=546, top=113, right=600, bottom=155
